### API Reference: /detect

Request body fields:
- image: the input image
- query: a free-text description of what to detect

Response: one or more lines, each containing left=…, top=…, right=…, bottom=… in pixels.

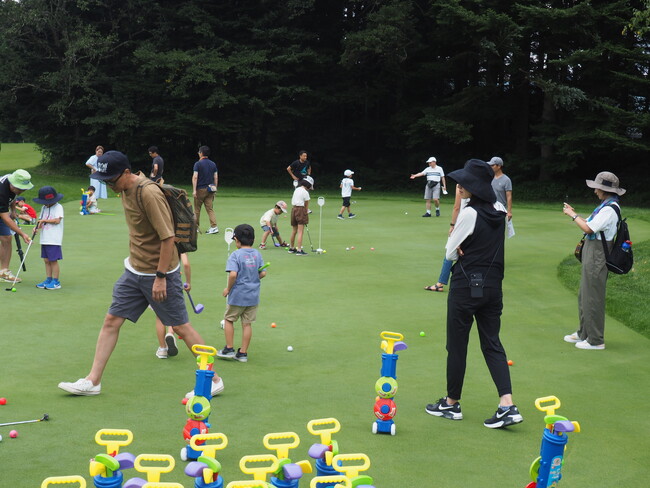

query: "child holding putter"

left=217, top=224, right=266, bottom=362
left=337, top=169, right=362, bottom=219
left=258, top=200, right=288, bottom=249
left=33, top=186, right=64, bottom=290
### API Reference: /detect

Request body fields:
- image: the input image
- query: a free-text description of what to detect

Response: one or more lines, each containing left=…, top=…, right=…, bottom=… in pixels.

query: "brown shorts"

left=224, top=304, right=258, bottom=324
left=291, top=206, right=309, bottom=226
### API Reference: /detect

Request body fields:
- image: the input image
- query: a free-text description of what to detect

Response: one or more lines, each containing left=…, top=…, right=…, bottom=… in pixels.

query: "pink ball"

left=0, top=397, right=6, bottom=405
left=9, top=430, right=18, bottom=438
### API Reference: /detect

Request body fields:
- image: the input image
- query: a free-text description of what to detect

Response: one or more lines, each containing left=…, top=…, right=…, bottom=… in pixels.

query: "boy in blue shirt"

left=217, top=224, right=266, bottom=362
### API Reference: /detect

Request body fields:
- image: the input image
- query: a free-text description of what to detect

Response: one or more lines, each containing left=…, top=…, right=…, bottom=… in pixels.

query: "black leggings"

left=445, top=286, right=512, bottom=401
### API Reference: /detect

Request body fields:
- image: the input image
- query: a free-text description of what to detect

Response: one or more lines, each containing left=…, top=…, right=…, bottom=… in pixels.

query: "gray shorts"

left=108, top=269, right=189, bottom=326
left=424, top=182, right=441, bottom=200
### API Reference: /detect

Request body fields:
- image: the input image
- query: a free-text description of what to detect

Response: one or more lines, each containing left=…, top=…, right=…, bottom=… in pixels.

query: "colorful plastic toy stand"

left=372, top=331, right=407, bottom=435
left=184, top=432, right=229, bottom=488
left=526, top=396, right=581, bottom=488
left=182, top=345, right=218, bottom=462
left=90, top=429, right=136, bottom=488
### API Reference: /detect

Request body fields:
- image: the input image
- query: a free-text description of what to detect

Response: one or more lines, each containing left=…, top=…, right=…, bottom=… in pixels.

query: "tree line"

left=1, top=0, right=649, bottom=198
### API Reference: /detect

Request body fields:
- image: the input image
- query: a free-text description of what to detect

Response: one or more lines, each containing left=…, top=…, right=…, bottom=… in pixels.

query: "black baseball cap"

left=92, top=151, right=131, bottom=181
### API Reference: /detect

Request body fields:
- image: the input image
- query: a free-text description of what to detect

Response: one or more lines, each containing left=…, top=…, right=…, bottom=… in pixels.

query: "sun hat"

left=33, top=186, right=64, bottom=205
left=276, top=200, right=288, bottom=213
left=586, top=172, right=626, bottom=196
left=344, top=169, right=354, bottom=177
left=300, top=175, right=314, bottom=189
left=447, top=159, right=496, bottom=203
left=7, top=169, right=34, bottom=191
left=489, top=157, right=504, bottom=166
left=92, top=151, right=131, bottom=181
left=426, top=157, right=437, bottom=163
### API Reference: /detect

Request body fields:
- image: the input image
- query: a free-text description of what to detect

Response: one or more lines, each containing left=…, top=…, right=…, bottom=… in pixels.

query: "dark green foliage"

left=1, top=0, right=649, bottom=192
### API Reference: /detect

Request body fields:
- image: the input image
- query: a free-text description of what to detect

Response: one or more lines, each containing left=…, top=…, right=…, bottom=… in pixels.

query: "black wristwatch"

left=155, top=271, right=166, bottom=279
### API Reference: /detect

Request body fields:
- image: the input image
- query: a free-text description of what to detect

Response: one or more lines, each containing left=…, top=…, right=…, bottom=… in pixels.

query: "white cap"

left=344, top=169, right=354, bottom=177
left=426, top=157, right=437, bottom=163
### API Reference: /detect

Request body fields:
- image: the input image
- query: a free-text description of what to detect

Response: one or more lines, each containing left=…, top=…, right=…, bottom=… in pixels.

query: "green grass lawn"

left=0, top=142, right=42, bottom=171
left=1, top=145, right=649, bottom=487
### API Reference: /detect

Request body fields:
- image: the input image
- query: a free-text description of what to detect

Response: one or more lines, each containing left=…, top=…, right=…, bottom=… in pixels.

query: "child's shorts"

left=41, top=245, right=63, bottom=261
left=291, top=206, right=309, bottom=226
left=224, top=304, right=258, bottom=324
left=342, top=196, right=351, bottom=207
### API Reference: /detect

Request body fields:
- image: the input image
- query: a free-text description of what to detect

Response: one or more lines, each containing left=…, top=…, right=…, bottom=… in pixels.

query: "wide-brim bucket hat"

left=447, top=159, right=496, bottom=203
left=586, top=171, right=626, bottom=196
left=33, top=186, right=64, bottom=205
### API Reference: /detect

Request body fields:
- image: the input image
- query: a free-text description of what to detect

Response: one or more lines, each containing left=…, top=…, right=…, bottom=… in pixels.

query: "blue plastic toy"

left=526, top=396, right=581, bottom=488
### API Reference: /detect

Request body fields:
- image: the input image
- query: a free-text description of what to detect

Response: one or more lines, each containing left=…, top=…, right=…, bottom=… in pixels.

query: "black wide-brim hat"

left=447, top=159, right=496, bottom=203
left=33, top=185, right=64, bottom=205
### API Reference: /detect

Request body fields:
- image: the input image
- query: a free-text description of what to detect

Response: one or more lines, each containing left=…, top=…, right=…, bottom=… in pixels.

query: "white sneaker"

left=156, top=347, right=168, bottom=359
left=185, top=377, right=224, bottom=399
left=575, top=340, right=605, bottom=350
left=206, top=226, right=219, bottom=234
left=58, top=378, right=101, bottom=396
left=563, top=332, right=581, bottom=343
left=0, top=269, right=21, bottom=283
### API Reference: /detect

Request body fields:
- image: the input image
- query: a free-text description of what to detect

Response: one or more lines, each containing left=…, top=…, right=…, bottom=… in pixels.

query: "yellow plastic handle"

left=239, top=454, right=279, bottom=481
left=94, top=429, right=134, bottom=455
left=331, top=453, right=371, bottom=478
left=379, top=331, right=404, bottom=354
left=141, top=484, right=185, bottom=488
left=535, top=396, right=561, bottom=416
left=310, top=476, right=351, bottom=488
left=306, top=418, right=341, bottom=445
left=226, top=482, right=271, bottom=488
left=190, top=432, right=229, bottom=458
left=41, top=476, right=87, bottom=488
left=134, top=454, right=175, bottom=482
left=192, top=344, right=217, bottom=370
left=263, top=431, right=300, bottom=459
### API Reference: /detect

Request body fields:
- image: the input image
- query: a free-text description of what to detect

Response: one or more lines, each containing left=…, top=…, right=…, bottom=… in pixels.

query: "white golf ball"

left=287, top=346, right=293, bottom=352
left=405, top=212, right=408, bottom=215
left=346, top=247, right=350, bottom=251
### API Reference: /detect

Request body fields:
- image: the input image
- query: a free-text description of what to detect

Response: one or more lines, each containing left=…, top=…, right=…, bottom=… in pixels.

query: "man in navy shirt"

left=192, top=145, right=219, bottom=234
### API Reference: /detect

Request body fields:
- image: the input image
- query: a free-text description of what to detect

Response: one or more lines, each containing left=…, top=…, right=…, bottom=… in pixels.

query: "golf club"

left=184, top=282, right=204, bottom=314
left=5, top=226, right=38, bottom=291
left=258, top=262, right=271, bottom=272
left=271, top=233, right=280, bottom=247
left=224, top=227, right=234, bottom=285
left=13, top=219, right=26, bottom=272
left=0, top=413, right=49, bottom=427
left=317, top=196, right=325, bottom=253
left=305, top=225, right=316, bottom=252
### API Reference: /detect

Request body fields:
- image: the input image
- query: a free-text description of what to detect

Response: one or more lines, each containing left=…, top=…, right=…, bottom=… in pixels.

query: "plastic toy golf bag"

left=372, top=331, right=407, bottom=435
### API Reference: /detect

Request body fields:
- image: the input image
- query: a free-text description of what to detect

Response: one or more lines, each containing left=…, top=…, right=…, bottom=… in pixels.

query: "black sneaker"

left=235, top=348, right=248, bottom=362
left=425, top=397, right=463, bottom=420
left=435, top=209, right=440, bottom=217
left=165, top=333, right=178, bottom=357
left=217, top=346, right=236, bottom=359
left=422, top=213, right=432, bottom=217
left=483, top=405, right=523, bottom=429
left=295, top=250, right=308, bottom=256
left=288, top=248, right=297, bottom=254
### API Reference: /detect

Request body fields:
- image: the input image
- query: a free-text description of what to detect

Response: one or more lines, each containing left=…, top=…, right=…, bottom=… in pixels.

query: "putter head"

left=274, top=243, right=281, bottom=247
left=194, top=304, right=205, bottom=314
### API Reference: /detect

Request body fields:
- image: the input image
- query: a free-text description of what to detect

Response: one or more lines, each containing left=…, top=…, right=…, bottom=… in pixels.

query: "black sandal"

left=424, top=285, right=444, bottom=292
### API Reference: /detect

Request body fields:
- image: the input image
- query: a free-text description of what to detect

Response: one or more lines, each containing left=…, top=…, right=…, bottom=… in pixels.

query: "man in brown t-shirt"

left=58, top=151, right=223, bottom=396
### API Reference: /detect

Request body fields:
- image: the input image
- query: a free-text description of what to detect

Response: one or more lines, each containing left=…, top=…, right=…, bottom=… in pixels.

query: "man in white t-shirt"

left=410, top=157, right=447, bottom=217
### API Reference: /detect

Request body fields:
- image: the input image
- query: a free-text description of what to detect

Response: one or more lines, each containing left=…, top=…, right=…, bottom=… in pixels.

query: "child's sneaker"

left=165, top=333, right=178, bottom=356
left=36, top=277, right=53, bottom=289
left=435, top=209, right=440, bottom=217
left=295, top=250, right=308, bottom=256
left=235, top=349, right=248, bottom=362
left=217, top=346, right=236, bottom=359
left=156, top=347, right=168, bottom=359
left=280, top=242, right=289, bottom=247
left=425, top=397, right=463, bottom=420
left=44, top=279, right=61, bottom=290
left=348, top=213, right=356, bottom=218
left=337, top=214, right=344, bottom=220
left=259, top=243, right=266, bottom=249
left=484, top=405, right=523, bottom=429
left=287, top=248, right=297, bottom=253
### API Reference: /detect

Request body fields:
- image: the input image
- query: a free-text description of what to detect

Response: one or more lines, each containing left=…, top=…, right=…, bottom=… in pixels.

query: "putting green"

left=1, top=194, right=649, bottom=487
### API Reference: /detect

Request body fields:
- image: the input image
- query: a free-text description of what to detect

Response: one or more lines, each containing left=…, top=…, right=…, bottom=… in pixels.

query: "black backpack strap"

left=600, top=203, right=621, bottom=257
